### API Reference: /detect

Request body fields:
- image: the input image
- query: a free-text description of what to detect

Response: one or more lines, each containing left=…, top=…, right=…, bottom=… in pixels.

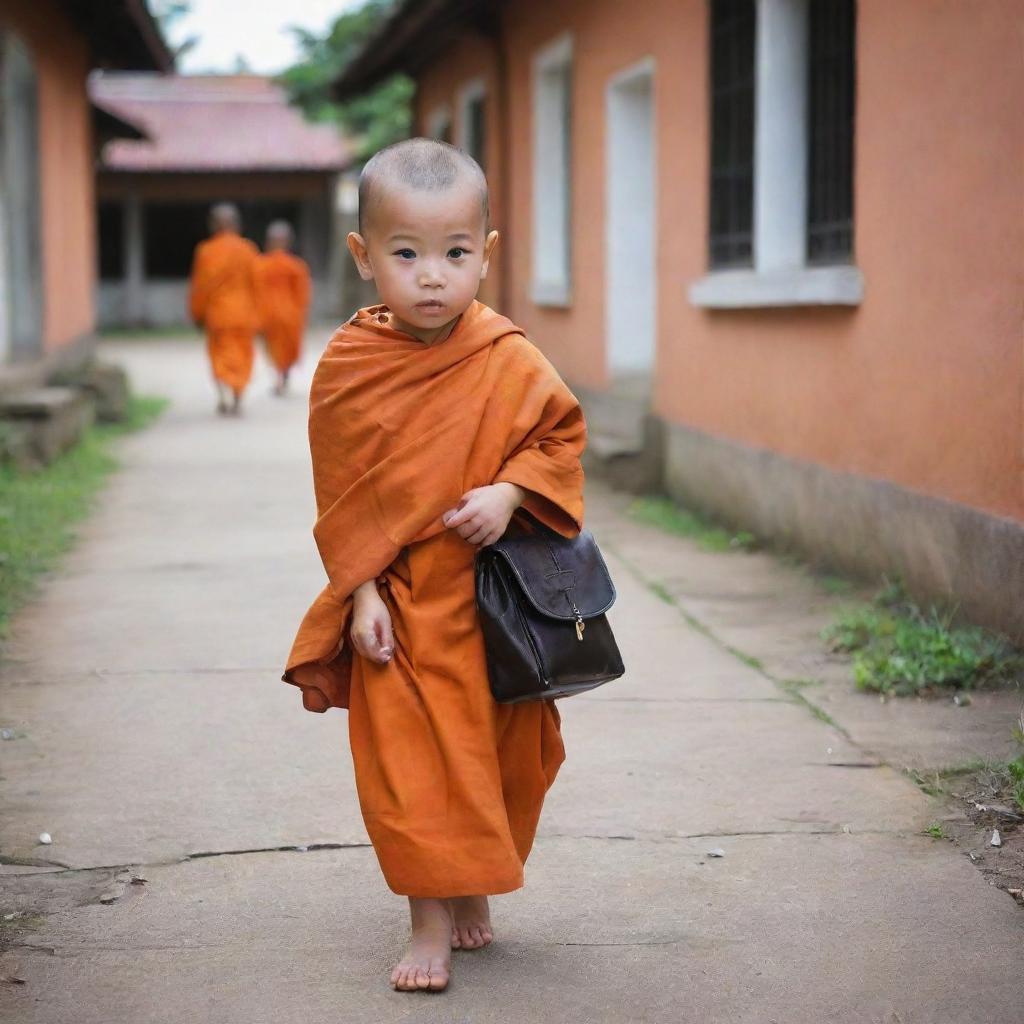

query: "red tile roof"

left=91, top=73, right=352, bottom=173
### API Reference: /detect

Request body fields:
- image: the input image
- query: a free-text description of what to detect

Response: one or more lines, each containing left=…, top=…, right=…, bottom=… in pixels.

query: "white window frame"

left=457, top=77, right=487, bottom=165
left=425, top=103, right=452, bottom=142
left=531, top=32, right=573, bottom=308
left=690, top=0, right=862, bottom=309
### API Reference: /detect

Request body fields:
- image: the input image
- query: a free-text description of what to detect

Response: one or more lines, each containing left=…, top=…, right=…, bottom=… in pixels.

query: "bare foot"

left=449, top=895, right=493, bottom=950
left=391, top=897, right=451, bottom=992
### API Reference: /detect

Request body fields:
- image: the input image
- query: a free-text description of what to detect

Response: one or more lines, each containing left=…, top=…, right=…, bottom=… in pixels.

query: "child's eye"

left=393, top=248, right=416, bottom=260
left=447, top=247, right=469, bottom=259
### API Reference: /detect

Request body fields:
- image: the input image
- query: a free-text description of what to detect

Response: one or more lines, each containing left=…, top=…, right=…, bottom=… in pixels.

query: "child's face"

left=347, top=181, right=499, bottom=343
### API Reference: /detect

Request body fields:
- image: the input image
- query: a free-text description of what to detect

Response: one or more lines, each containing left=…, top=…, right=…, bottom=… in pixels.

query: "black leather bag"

left=475, top=524, right=625, bottom=703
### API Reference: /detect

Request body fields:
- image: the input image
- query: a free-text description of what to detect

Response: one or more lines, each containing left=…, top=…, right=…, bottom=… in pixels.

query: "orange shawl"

left=284, top=301, right=586, bottom=712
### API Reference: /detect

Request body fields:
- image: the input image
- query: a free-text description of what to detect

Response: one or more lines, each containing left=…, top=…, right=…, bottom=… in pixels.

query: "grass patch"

left=822, top=579, right=1022, bottom=697
left=629, top=496, right=758, bottom=553
left=924, top=822, right=946, bottom=839
left=814, top=572, right=856, bottom=596
left=0, top=395, right=167, bottom=636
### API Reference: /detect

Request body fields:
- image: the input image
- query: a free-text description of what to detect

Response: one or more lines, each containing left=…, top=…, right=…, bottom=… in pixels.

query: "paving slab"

left=1, top=334, right=1021, bottom=1024
left=2, top=833, right=1021, bottom=1024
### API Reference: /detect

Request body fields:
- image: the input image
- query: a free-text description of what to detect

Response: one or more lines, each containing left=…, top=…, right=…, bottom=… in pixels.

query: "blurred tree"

left=150, top=0, right=199, bottom=63
left=280, top=0, right=413, bottom=159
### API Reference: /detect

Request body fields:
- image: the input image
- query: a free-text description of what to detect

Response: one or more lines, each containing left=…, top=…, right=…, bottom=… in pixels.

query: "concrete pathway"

left=1, top=334, right=1021, bottom=1024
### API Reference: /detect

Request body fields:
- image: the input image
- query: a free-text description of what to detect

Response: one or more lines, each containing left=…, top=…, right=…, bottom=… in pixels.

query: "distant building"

left=332, top=0, right=1024, bottom=640
left=0, top=0, right=170, bottom=378
left=90, top=73, right=353, bottom=327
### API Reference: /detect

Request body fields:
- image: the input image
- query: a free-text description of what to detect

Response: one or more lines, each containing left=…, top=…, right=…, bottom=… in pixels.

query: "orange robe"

left=189, top=231, right=260, bottom=394
left=255, top=250, right=312, bottom=373
left=284, top=302, right=586, bottom=897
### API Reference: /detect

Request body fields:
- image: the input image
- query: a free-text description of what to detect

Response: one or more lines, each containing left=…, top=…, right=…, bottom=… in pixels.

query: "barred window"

left=708, top=0, right=756, bottom=268
left=807, top=0, right=856, bottom=264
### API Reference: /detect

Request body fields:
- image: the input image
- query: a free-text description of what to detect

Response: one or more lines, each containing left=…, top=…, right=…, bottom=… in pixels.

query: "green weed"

left=822, top=582, right=1021, bottom=696
left=0, top=395, right=167, bottom=635
left=924, top=823, right=945, bottom=839
left=628, top=497, right=758, bottom=553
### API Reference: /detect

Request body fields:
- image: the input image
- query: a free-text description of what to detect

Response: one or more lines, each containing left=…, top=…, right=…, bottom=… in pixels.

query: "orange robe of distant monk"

left=189, top=231, right=260, bottom=394
left=255, top=250, right=311, bottom=374
left=283, top=301, right=587, bottom=898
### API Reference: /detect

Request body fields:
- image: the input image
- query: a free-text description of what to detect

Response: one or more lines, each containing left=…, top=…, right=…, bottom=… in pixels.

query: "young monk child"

left=283, top=138, right=586, bottom=993
left=255, top=220, right=312, bottom=396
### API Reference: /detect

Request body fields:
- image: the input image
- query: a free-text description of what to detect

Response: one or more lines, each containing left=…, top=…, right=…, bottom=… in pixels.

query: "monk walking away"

left=189, top=203, right=260, bottom=416
left=255, top=220, right=312, bottom=396
left=284, top=138, right=586, bottom=993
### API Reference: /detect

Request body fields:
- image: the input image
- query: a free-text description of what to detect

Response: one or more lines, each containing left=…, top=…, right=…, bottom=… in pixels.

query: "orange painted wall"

left=414, top=0, right=1024, bottom=522
left=4, top=0, right=97, bottom=352
left=413, top=34, right=505, bottom=310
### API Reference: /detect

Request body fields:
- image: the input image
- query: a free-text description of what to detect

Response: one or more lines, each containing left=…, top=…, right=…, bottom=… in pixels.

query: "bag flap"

left=485, top=529, right=616, bottom=620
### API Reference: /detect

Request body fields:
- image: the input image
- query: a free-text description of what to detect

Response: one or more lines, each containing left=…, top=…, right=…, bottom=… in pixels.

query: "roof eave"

left=331, top=0, right=499, bottom=100
left=91, top=101, right=148, bottom=143
left=63, top=0, right=175, bottom=73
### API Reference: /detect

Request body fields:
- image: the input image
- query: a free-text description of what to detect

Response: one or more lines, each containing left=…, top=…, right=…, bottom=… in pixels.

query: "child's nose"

left=418, top=263, right=446, bottom=287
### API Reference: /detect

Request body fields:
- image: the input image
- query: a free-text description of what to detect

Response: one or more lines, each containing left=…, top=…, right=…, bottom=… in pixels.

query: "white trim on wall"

left=425, top=103, right=452, bottom=141
left=531, top=32, right=574, bottom=308
left=606, top=57, right=657, bottom=376
left=457, top=76, right=487, bottom=160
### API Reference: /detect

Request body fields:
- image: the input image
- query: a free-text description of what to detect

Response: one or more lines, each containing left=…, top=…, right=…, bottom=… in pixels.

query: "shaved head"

left=210, top=202, right=240, bottom=233
left=358, top=138, right=488, bottom=235
left=266, top=219, right=294, bottom=249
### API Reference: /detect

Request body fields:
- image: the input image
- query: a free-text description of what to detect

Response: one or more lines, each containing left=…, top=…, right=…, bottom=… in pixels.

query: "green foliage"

left=822, top=581, right=1022, bottom=697
left=279, top=0, right=414, bottom=158
left=924, top=823, right=945, bottom=839
left=628, top=497, right=758, bottom=553
left=150, top=0, right=199, bottom=63
left=0, top=396, right=167, bottom=635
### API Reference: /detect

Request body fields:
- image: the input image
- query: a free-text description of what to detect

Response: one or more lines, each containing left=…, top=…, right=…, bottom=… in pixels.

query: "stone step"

left=0, top=386, right=95, bottom=469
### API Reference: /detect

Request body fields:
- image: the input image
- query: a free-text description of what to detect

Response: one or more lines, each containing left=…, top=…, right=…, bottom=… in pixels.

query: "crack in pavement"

left=538, top=827, right=916, bottom=843
left=4, top=827, right=921, bottom=880
left=1, top=841, right=373, bottom=878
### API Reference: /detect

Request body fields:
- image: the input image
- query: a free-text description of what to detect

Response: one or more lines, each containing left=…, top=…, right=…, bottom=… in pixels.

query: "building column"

left=123, top=192, right=144, bottom=325
left=753, top=0, right=809, bottom=272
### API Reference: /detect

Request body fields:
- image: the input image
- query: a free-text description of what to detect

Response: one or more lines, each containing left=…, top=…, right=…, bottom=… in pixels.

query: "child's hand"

left=350, top=581, right=394, bottom=664
left=443, top=483, right=525, bottom=547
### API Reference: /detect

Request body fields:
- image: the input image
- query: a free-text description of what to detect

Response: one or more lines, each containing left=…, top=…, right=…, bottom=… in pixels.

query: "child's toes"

left=450, top=927, right=462, bottom=949
left=427, top=960, right=449, bottom=991
left=414, top=967, right=432, bottom=990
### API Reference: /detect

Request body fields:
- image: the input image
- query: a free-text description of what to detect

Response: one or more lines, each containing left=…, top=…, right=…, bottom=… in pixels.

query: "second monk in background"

left=256, top=220, right=312, bottom=396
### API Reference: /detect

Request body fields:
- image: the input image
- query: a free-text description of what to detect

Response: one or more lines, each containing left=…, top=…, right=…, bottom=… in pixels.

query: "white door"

left=606, top=60, right=656, bottom=381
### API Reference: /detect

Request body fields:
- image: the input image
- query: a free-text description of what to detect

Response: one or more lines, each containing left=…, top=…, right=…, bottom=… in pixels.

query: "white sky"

left=165, top=0, right=364, bottom=75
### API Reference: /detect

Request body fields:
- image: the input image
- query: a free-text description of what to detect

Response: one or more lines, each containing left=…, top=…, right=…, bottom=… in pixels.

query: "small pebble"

left=990, top=829, right=1002, bottom=848
left=0, top=729, right=14, bottom=740
left=295, top=845, right=308, bottom=853
left=707, top=847, right=725, bottom=858
left=37, top=832, right=51, bottom=846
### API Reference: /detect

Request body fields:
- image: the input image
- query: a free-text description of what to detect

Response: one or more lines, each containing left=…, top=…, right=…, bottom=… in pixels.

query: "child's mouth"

left=416, top=301, right=446, bottom=314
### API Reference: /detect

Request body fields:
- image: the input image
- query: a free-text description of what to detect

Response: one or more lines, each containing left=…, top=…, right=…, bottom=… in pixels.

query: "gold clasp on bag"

left=575, top=617, right=585, bottom=642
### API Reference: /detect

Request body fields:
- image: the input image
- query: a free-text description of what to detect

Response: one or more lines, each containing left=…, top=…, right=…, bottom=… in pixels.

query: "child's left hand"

left=443, top=483, right=525, bottom=547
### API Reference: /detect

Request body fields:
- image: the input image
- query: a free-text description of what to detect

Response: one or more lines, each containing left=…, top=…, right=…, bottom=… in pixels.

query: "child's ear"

left=347, top=232, right=374, bottom=281
left=480, top=230, right=500, bottom=279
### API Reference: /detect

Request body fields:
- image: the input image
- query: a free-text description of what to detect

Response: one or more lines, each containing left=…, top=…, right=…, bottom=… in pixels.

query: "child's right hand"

left=350, top=581, right=394, bottom=664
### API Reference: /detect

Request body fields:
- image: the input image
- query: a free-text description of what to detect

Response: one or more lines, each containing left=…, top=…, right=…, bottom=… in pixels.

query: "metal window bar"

left=807, top=0, right=856, bottom=264
left=709, top=0, right=756, bottom=268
